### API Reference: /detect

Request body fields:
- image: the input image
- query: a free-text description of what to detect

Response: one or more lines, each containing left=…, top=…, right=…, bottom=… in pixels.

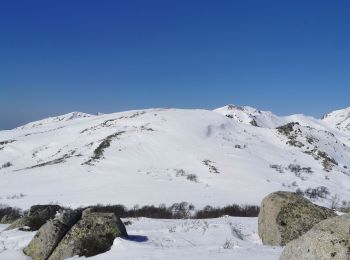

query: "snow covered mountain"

left=1, top=105, right=350, bottom=209
left=321, top=107, right=350, bottom=132
left=214, top=105, right=285, bottom=128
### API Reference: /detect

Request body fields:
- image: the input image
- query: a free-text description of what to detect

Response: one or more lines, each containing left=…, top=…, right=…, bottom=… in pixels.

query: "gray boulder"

left=48, top=210, right=128, bottom=260
left=258, top=191, right=336, bottom=246
left=280, top=213, right=350, bottom=260
left=23, top=209, right=81, bottom=260
left=6, top=204, right=62, bottom=231
left=28, top=205, right=62, bottom=220
left=5, top=216, right=34, bottom=231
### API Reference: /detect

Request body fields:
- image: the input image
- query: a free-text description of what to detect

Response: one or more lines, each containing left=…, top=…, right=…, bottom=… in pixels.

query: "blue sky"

left=1, top=0, right=349, bottom=129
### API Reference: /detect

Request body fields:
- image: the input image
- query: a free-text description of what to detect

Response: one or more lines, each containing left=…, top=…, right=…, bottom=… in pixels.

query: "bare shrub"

left=222, top=239, right=235, bottom=249
left=331, top=194, right=340, bottom=210
left=295, top=188, right=304, bottom=196
left=175, top=169, right=186, bottom=177
left=0, top=205, right=22, bottom=221
left=270, top=164, right=284, bottom=173
left=203, top=160, right=220, bottom=174
left=174, top=169, right=198, bottom=182
left=78, top=202, right=259, bottom=219
left=304, top=186, right=329, bottom=199
left=1, top=162, right=12, bottom=169
left=169, top=202, right=195, bottom=219
left=195, top=204, right=259, bottom=218
left=6, top=193, right=26, bottom=199
left=230, top=224, right=244, bottom=240
left=186, top=174, right=198, bottom=182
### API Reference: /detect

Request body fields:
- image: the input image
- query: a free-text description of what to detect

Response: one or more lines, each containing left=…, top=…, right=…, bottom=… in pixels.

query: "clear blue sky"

left=1, top=0, right=349, bottom=129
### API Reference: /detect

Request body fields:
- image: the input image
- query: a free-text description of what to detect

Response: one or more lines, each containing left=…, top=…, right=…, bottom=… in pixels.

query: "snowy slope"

left=0, top=106, right=350, bottom=209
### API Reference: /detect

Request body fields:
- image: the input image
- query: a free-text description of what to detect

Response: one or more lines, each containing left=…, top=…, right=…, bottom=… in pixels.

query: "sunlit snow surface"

left=0, top=217, right=282, bottom=260
left=0, top=106, right=350, bottom=209
left=0, top=224, right=35, bottom=259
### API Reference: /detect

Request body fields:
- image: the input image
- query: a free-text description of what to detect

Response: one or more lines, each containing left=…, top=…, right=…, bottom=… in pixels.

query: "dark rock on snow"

left=6, top=205, right=62, bottom=231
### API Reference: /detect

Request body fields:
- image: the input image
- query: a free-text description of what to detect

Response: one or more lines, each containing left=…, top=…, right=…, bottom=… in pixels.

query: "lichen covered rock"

left=23, top=209, right=81, bottom=260
left=258, top=191, right=336, bottom=246
left=280, top=213, right=350, bottom=260
left=48, top=210, right=127, bottom=260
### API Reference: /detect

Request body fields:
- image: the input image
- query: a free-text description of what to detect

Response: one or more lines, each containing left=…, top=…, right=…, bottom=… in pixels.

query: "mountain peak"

left=62, top=111, right=93, bottom=120
left=322, top=107, right=350, bottom=119
left=321, top=107, right=350, bottom=131
left=17, top=111, right=93, bottom=130
left=214, top=104, right=284, bottom=128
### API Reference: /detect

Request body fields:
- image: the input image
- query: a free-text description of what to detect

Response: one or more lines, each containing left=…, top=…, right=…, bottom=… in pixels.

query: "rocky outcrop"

left=6, top=204, right=62, bottom=231
left=23, top=209, right=81, bottom=260
left=258, top=191, right=336, bottom=246
left=280, top=213, right=350, bottom=260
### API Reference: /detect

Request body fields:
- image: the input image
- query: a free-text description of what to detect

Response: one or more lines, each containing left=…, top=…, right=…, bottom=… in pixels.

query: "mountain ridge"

left=1, top=105, right=349, bottom=210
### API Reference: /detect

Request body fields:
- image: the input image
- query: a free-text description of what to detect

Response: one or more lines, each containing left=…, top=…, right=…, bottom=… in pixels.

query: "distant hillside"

left=0, top=105, right=349, bottom=209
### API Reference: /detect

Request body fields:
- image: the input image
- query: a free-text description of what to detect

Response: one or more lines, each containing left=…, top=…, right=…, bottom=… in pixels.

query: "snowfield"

left=0, top=105, right=350, bottom=209
left=0, top=216, right=282, bottom=260
left=0, top=224, right=35, bottom=259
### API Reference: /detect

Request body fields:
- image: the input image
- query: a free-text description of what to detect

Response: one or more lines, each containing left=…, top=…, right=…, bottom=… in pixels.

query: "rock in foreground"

left=258, top=191, right=336, bottom=246
left=48, top=210, right=128, bottom=260
left=23, top=209, right=81, bottom=260
left=280, top=213, right=350, bottom=260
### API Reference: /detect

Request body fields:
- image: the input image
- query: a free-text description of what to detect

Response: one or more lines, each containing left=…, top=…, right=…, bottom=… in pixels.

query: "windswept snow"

left=0, top=106, right=350, bottom=209
left=0, top=224, right=36, bottom=259
left=97, top=216, right=282, bottom=260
